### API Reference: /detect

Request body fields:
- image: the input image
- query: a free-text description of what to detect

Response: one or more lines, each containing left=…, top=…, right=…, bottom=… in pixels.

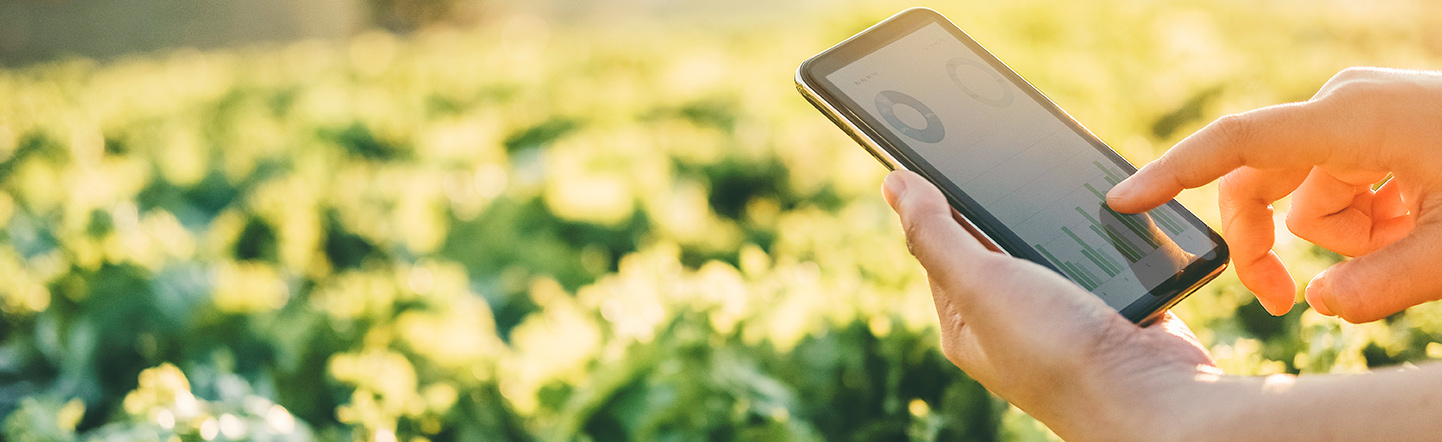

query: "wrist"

left=1033, top=361, right=1231, bottom=440
left=1067, top=361, right=1255, bottom=441
left=1145, top=369, right=1277, bottom=441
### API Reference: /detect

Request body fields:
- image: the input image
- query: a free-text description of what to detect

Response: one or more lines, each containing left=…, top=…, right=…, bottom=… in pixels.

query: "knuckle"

left=1216, top=176, right=1244, bottom=206
left=1216, top=173, right=1249, bottom=211
left=901, top=217, right=931, bottom=259
left=931, top=305, right=972, bottom=368
left=1315, top=70, right=1395, bottom=111
left=1331, top=66, right=1379, bottom=83
left=898, top=197, right=954, bottom=263
left=1323, top=78, right=1384, bottom=104
left=1217, top=170, right=1245, bottom=190
left=1321, top=67, right=1388, bottom=98
left=1209, top=113, right=1258, bottom=149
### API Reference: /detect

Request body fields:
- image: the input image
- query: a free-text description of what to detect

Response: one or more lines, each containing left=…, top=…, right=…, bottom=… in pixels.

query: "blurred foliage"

left=2, top=0, right=1442, bottom=440
left=366, top=0, right=478, bottom=33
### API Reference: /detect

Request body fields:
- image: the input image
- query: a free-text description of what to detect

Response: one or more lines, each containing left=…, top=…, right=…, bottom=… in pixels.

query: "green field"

left=3, top=0, right=1442, bottom=440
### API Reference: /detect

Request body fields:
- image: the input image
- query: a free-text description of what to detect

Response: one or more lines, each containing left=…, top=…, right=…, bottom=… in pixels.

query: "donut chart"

left=948, top=57, right=1014, bottom=107
left=874, top=90, right=945, bottom=143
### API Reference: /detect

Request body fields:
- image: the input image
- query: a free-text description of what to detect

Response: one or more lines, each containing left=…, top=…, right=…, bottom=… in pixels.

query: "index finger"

left=1106, top=101, right=1344, bottom=213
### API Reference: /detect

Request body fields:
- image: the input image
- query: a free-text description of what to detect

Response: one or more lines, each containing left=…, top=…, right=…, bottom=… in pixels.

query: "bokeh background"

left=3, top=0, right=1442, bottom=440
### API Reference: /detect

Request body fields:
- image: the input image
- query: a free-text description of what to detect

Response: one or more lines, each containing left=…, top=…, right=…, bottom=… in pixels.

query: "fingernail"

left=1107, top=177, right=1136, bottom=203
left=1305, top=270, right=1335, bottom=316
left=883, top=173, right=908, bottom=209
left=1260, top=297, right=1290, bottom=316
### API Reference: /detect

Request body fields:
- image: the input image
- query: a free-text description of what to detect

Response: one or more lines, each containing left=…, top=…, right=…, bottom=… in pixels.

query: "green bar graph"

left=1061, top=261, right=1098, bottom=290
left=1153, top=211, right=1174, bottom=235
left=1097, top=244, right=1123, bottom=273
left=1093, top=161, right=1126, bottom=182
left=1078, top=205, right=1142, bottom=264
left=1103, top=225, right=1143, bottom=262
left=1105, top=207, right=1161, bottom=249
left=1038, top=245, right=1081, bottom=284
left=1088, top=225, right=1129, bottom=268
left=1075, top=206, right=1103, bottom=227
left=1036, top=244, right=1064, bottom=266
left=1067, top=227, right=1118, bottom=279
left=1037, top=244, right=1099, bottom=291
left=1090, top=241, right=1123, bottom=275
left=1153, top=210, right=1183, bottom=235
left=1074, top=262, right=1102, bottom=289
left=1124, top=213, right=1162, bottom=248
left=1061, top=226, right=1092, bottom=253
left=1028, top=160, right=1200, bottom=292
left=1080, top=248, right=1119, bottom=277
left=1094, top=159, right=1190, bottom=237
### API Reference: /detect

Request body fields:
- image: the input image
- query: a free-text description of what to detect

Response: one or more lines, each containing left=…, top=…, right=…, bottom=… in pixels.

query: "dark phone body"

left=795, top=8, right=1228, bottom=324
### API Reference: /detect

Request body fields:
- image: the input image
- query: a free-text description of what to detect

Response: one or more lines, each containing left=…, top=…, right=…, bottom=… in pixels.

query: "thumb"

left=882, top=171, right=990, bottom=267
left=882, top=170, right=1091, bottom=329
left=1304, top=218, right=1442, bottom=323
left=883, top=171, right=1128, bottom=359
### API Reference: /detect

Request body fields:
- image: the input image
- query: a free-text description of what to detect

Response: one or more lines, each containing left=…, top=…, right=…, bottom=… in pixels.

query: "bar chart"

left=823, top=19, right=1216, bottom=309
left=1032, top=161, right=1191, bottom=292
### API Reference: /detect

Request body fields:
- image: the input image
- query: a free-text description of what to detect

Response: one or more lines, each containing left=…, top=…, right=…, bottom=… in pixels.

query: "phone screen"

left=812, top=20, right=1224, bottom=311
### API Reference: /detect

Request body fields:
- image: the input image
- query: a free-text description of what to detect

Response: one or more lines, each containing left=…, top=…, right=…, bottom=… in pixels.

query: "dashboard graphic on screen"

left=825, top=22, right=1213, bottom=309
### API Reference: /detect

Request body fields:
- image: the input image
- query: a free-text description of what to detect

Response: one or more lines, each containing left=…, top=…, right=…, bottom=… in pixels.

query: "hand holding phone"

left=879, top=166, right=1220, bottom=439
left=804, top=11, right=1442, bottom=439
left=796, top=8, right=1228, bottom=323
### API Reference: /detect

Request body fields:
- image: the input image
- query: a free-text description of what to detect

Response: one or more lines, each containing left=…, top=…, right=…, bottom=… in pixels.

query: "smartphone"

left=795, top=7, right=1228, bottom=324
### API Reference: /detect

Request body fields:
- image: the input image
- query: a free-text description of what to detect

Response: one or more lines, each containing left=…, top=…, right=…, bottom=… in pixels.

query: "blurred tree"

left=366, top=0, right=483, bottom=32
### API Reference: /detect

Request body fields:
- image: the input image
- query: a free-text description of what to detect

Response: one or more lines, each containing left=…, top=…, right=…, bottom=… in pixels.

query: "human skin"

left=1110, top=67, right=1442, bottom=322
left=882, top=68, right=1442, bottom=440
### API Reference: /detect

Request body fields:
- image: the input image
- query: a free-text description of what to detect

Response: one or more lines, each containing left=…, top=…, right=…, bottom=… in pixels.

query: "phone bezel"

left=796, top=7, right=1229, bottom=323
